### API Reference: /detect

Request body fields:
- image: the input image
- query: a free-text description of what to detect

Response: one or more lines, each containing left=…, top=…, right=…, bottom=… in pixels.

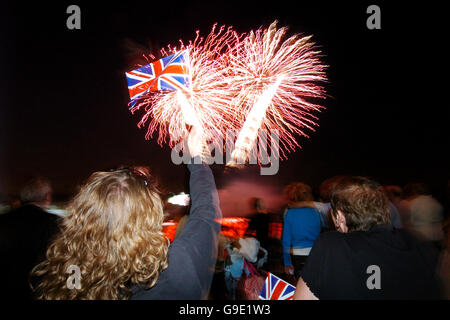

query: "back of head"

left=330, top=176, right=390, bottom=232
left=20, top=177, right=52, bottom=206
left=319, top=176, right=347, bottom=202
left=284, top=182, right=314, bottom=202
left=31, top=166, right=169, bottom=300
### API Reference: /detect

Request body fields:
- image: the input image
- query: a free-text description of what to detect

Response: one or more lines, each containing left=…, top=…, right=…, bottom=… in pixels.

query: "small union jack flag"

left=258, top=272, right=296, bottom=300
left=125, top=50, right=190, bottom=108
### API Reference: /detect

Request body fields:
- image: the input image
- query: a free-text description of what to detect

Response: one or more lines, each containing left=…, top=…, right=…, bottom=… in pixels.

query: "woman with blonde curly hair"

left=31, top=129, right=222, bottom=299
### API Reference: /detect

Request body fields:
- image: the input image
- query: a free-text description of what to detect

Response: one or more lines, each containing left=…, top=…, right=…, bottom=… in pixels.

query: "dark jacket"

left=300, top=225, right=444, bottom=299
left=131, top=160, right=222, bottom=299
left=0, top=204, right=60, bottom=300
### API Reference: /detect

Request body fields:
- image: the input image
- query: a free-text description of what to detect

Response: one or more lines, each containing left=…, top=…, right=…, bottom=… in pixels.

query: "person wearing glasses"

left=31, top=127, right=222, bottom=299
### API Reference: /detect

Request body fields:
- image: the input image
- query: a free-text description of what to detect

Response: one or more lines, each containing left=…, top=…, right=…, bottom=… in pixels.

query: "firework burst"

left=127, top=21, right=327, bottom=165
left=225, top=21, right=327, bottom=166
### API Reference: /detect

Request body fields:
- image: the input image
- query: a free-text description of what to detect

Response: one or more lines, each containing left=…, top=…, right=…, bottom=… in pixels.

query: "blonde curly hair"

left=31, top=167, right=169, bottom=299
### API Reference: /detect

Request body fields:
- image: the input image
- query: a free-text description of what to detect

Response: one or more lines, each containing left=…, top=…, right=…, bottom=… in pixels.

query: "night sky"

left=1, top=1, right=448, bottom=201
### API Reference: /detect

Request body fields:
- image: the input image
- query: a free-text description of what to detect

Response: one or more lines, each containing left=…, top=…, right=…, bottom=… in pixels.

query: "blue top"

left=282, top=207, right=323, bottom=267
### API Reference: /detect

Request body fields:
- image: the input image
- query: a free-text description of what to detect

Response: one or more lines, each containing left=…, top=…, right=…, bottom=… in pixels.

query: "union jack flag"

left=125, top=50, right=190, bottom=108
left=258, top=272, right=296, bottom=300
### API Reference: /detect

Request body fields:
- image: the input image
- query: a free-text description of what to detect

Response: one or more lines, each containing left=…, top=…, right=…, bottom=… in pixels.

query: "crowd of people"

left=208, top=177, right=449, bottom=300
left=1, top=131, right=449, bottom=300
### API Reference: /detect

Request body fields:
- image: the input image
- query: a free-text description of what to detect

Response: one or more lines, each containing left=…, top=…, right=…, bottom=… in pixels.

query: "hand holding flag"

left=125, top=50, right=190, bottom=108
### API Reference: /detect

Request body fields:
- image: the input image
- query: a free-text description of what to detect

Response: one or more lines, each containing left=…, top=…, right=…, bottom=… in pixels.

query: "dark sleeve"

left=131, top=158, right=222, bottom=300
left=184, top=157, right=222, bottom=225
left=166, top=157, right=222, bottom=298
left=299, top=233, right=329, bottom=299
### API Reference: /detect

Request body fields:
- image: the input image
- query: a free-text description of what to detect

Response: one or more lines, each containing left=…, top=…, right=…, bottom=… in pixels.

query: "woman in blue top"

left=282, top=182, right=323, bottom=279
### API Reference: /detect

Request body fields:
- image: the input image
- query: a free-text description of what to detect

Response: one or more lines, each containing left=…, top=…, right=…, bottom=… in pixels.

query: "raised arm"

left=131, top=127, right=222, bottom=300
left=186, top=158, right=222, bottom=221
left=167, top=124, right=222, bottom=298
left=166, top=158, right=222, bottom=299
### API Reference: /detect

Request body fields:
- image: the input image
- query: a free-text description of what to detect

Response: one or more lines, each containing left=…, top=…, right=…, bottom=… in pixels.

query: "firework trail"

left=130, top=24, right=243, bottom=157
left=227, top=76, right=284, bottom=166
left=225, top=21, right=327, bottom=166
